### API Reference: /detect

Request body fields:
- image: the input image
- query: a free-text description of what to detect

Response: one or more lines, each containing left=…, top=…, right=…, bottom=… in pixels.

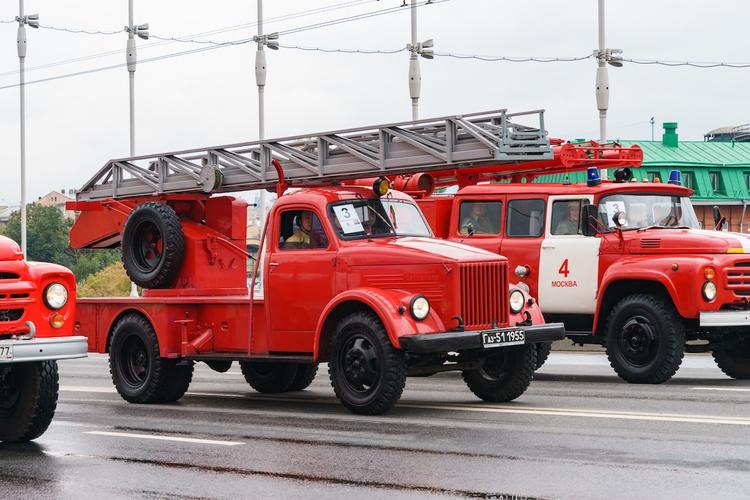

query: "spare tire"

left=122, top=202, right=185, bottom=289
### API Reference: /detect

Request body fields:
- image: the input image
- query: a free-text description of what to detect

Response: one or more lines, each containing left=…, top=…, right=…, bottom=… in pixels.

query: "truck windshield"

left=328, top=199, right=432, bottom=240
left=597, top=194, right=700, bottom=230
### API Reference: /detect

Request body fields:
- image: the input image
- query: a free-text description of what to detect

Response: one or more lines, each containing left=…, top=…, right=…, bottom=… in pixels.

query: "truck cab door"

left=537, top=196, right=600, bottom=315
left=447, top=198, right=504, bottom=254
left=498, top=197, right=546, bottom=300
left=266, top=207, right=336, bottom=353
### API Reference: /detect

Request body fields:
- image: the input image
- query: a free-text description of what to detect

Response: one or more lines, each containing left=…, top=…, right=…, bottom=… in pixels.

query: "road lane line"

left=691, top=387, right=750, bottom=392
left=398, top=403, right=750, bottom=426
left=62, top=385, right=750, bottom=427
left=85, top=430, right=244, bottom=446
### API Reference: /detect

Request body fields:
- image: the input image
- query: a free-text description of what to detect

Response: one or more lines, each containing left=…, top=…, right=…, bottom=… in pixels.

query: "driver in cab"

left=285, top=211, right=313, bottom=249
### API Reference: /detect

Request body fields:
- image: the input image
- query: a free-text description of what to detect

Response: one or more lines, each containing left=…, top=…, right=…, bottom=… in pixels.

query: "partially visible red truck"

left=0, top=236, right=87, bottom=443
left=394, top=142, right=750, bottom=383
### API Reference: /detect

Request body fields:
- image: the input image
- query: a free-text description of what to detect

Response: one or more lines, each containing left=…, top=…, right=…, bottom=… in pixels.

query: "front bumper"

left=399, top=322, right=565, bottom=354
left=699, top=311, right=750, bottom=328
left=0, top=336, right=88, bottom=364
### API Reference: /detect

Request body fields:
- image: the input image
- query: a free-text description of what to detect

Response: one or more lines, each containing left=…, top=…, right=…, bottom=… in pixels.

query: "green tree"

left=77, top=262, right=133, bottom=297
left=2, top=205, right=119, bottom=282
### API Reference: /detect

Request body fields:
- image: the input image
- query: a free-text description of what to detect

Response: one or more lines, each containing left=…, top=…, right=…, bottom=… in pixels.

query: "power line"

left=37, top=23, right=121, bottom=35
left=624, top=58, right=750, bottom=69
left=280, top=44, right=406, bottom=54
left=0, top=0, right=380, bottom=77
left=1, top=19, right=15, bottom=24
left=434, top=52, right=593, bottom=63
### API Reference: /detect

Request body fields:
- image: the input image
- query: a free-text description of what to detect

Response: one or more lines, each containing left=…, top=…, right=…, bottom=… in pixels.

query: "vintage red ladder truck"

left=67, top=109, right=566, bottom=415
left=382, top=141, right=750, bottom=384
left=0, top=236, right=87, bottom=443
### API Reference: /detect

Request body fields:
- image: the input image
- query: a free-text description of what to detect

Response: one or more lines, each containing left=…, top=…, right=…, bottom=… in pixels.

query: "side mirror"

left=466, top=222, right=475, bottom=237
left=712, top=205, right=727, bottom=231
left=581, top=204, right=599, bottom=237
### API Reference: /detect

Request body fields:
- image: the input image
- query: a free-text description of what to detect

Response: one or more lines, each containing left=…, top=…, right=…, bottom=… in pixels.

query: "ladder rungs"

left=75, top=109, right=553, bottom=201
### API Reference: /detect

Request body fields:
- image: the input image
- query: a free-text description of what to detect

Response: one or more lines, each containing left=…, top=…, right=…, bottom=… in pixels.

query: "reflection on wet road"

left=2, top=353, right=750, bottom=500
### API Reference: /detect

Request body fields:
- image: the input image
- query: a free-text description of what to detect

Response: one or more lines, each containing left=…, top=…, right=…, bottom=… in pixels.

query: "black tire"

left=329, top=312, right=407, bottom=415
left=109, top=313, right=193, bottom=403
left=288, top=363, right=319, bottom=391
left=122, top=202, right=185, bottom=289
left=535, top=342, right=552, bottom=370
left=462, top=345, right=537, bottom=402
left=240, top=361, right=298, bottom=393
left=712, top=340, right=750, bottom=379
left=0, top=361, right=59, bottom=443
left=605, top=294, right=685, bottom=384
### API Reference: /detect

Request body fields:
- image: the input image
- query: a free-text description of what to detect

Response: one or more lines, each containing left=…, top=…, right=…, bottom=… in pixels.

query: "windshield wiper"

left=637, top=225, right=691, bottom=231
left=365, top=205, right=396, bottom=234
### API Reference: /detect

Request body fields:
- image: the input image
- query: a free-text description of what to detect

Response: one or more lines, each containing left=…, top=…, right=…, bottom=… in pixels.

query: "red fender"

left=313, top=287, right=446, bottom=361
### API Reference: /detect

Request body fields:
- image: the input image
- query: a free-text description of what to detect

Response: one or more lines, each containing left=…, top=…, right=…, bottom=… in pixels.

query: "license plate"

left=0, top=345, right=13, bottom=361
left=481, top=329, right=526, bottom=348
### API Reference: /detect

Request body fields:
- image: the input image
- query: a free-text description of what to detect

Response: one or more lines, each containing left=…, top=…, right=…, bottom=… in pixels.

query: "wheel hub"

left=341, top=335, right=379, bottom=392
left=619, top=316, right=657, bottom=366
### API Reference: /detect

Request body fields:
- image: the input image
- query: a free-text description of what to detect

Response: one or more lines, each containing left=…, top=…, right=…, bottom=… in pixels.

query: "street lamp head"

left=421, top=38, right=434, bottom=48
left=266, top=40, right=279, bottom=50
left=267, top=32, right=279, bottom=40
left=607, top=57, right=623, bottom=68
left=420, top=49, right=434, bottom=60
left=27, top=14, right=40, bottom=29
left=136, top=23, right=149, bottom=40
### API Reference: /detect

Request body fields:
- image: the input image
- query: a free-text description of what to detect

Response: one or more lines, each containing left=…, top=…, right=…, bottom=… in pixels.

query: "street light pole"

left=16, top=0, right=38, bottom=258
left=256, top=0, right=267, bottom=231
left=594, top=0, right=622, bottom=179
left=408, top=0, right=420, bottom=121
left=407, top=0, right=434, bottom=122
left=126, top=0, right=148, bottom=297
left=253, top=1, right=278, bottom=230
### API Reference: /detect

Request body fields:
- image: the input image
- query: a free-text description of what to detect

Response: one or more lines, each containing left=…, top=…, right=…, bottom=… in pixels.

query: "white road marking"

left=398, top=403, right=750, bottom=427
left=61, top=385, right=750, bottom=427
left=85, top=430, right=244, bottom=446
left=691, top=387, right=750, bottom=392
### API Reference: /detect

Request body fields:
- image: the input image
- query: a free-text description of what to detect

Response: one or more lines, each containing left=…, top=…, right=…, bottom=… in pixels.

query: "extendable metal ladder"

left=75, top=109, right=552, bottom=201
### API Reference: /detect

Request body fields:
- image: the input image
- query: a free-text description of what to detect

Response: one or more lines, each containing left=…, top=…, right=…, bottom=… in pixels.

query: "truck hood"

left=342, top=236, right=505, bottom=266
left=627, top=229, right=750, bottom=254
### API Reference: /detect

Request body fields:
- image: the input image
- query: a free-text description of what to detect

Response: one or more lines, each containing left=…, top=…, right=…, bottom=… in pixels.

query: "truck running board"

left=74, top=109, right=552, bottom=201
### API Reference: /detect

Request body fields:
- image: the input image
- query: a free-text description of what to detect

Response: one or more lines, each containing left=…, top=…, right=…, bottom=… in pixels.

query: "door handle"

left=541, top=245, right=556, bottom=250
left=269, top=262, right=279, bottom=267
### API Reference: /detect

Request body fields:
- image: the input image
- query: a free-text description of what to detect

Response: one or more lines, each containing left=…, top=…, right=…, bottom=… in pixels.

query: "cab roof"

left=276, top=185, right=415, bottom=207
left=455, top=181, right=693, bottom=198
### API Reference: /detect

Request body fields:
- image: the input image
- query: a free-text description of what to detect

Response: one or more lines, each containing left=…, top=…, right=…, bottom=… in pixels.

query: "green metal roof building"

left=539, top=123, right=750, bottom=231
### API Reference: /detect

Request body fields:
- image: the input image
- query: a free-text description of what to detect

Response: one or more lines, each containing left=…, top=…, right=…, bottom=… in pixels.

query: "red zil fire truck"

left=67, top=110, right=565, bottom=414
left=0, top=236, right=87, bottom=442
left=382, top=141, right=750, bottom=383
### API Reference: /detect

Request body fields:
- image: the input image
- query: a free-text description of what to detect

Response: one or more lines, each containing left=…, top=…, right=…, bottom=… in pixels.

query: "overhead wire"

left=0, top=0, right=379, bottom=77
left=37, top=23, right=122, bottom=36
left=0, top=0, right=439, bottom=90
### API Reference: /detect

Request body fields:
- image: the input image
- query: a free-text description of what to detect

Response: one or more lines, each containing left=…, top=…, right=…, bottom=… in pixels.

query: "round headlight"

left=702, top=281, right=717, bottom=301
left=410, top=295, right=430, bottom=321
left=509, top=289, right=525, bottom=314
left=44, top=282, right=68, bottom=310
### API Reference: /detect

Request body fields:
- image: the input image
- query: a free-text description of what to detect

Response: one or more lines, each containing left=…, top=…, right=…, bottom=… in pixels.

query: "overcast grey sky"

left=0, top=0, right=747, bottom=206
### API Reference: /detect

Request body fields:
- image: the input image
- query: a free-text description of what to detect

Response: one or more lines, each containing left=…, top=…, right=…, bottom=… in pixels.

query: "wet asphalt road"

left=2, top=353, right=750, bottom=500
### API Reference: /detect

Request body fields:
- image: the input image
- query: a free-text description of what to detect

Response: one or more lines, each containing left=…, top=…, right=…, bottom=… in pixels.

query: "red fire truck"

left=0, top=236, right=87, bottom=443
left=67, top=110, right=565, bottom=415
left=391, top=141, right=750, bottom=384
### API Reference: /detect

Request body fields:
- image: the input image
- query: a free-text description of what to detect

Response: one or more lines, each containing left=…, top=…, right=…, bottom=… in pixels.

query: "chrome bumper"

left=0, top=336, right=88, bottom=364
left=699, top=311, right=750, bottom=327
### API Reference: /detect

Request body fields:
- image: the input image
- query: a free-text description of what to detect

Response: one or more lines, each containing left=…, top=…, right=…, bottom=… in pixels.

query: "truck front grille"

left=459, top=262, right=508, bottom=330
left=0, top=309, right=23, bottom=322
left=726, top=261, right=750, bottom=297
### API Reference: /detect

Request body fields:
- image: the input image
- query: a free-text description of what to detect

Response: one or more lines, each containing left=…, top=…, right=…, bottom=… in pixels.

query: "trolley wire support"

left=75, top=109, right=552, bottom=201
